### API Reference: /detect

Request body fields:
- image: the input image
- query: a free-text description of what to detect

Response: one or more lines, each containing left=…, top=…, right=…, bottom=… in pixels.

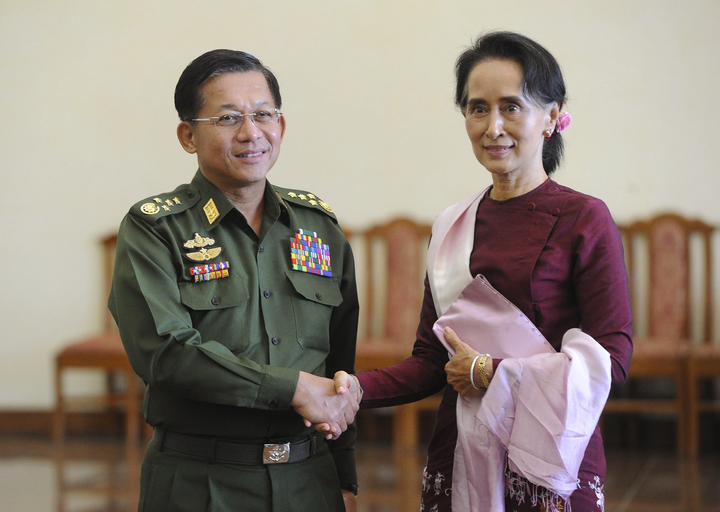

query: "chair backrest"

left=101, top=234, right=118, bottom=332
left=345, top=218, right=432, bottom=349
left=619, top=213, right=715, bottom=343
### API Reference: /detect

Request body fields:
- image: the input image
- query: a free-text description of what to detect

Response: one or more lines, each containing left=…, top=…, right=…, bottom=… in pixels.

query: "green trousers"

left=138, top=438, right=345, bottom=512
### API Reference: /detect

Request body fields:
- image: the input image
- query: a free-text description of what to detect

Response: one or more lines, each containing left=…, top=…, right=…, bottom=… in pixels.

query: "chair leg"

left=677, top=369, right=690, bottom=454
left=393, top=403, right=419, bottom=453
left=124, top=369, right=140, bottom=445
left=53, top=365, right=65, bottom=444
left=392, top=403, right=422, bottom=512
left=687, top=366, right=700, bottom=457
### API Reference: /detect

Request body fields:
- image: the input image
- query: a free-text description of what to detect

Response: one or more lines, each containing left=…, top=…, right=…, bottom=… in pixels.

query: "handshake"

left=291, top=371, right=362, bottom=440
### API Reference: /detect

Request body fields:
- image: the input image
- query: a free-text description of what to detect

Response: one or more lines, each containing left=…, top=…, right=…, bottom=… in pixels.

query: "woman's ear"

left=547, top=103, right=560, bottom=133
left=177, top=121, right=197, bottom=154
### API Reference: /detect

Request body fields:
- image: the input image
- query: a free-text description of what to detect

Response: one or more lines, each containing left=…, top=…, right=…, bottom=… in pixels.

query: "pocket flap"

left=179, top=275, right=249, bottom=311
left=285, top=271, right=343, bottom=307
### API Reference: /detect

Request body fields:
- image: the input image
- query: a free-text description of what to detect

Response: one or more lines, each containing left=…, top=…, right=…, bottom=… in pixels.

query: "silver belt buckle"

left=263, top=442, right=291, bottom=464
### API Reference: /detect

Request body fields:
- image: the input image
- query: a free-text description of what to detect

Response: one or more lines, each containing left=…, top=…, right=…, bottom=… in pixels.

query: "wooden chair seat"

left=630, top=338, right=691, bottom=359
left=688, top=344, right=720, bottom=359
left=354, top=338, right=411, bottom=371
left=57, top=332, right=128, bottom=363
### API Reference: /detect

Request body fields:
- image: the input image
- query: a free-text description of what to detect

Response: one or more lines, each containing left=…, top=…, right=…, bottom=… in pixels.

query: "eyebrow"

left=219, top=100, right=271, bottom=111
left=467, top=95, right=526, bottom=107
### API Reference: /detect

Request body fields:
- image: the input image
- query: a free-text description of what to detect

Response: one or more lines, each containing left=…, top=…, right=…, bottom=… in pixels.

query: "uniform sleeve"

left=108, top=214, right=299, bottom=411
left=323, top=235, right=360, bottom=487
left=571, top=200, right=633, bottom=385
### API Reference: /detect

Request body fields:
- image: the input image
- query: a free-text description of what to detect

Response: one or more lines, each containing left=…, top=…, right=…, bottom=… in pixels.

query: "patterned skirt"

left=419, top=401, right=605, bottom=512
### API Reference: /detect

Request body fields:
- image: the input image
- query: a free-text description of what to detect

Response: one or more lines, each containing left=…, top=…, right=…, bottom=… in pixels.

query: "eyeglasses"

left=191, top=109, right=283, bottom=128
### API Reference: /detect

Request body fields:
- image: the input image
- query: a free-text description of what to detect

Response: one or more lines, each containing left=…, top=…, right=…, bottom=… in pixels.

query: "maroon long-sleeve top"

left=356, top=179, right=633, bottom=510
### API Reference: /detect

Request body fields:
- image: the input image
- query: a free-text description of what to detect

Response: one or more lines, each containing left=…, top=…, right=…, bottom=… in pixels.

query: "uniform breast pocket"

left=285, top=271, right=343, bottom=354
left=178, top=275, right=250, bottom=311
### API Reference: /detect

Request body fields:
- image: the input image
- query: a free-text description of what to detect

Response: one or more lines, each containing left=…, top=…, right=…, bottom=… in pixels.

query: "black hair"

left=174, top=49, right=282, bottom=122
left=455, top=31, right=567, bottom=175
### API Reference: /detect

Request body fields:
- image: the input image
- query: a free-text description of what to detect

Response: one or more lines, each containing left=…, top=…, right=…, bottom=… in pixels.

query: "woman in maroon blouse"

left=337, top=31, right=632, bottom=511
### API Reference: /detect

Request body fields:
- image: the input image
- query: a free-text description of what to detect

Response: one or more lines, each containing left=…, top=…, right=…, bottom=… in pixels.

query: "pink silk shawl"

left=426, top=191, right=612, bottom=512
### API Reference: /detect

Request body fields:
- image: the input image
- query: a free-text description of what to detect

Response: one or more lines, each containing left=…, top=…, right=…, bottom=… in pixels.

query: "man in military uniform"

left=109, top=49, right=360, bottom=512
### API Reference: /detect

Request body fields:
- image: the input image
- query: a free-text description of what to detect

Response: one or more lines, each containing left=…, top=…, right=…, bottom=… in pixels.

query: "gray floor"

left=1, top=434, right=719, bottom=512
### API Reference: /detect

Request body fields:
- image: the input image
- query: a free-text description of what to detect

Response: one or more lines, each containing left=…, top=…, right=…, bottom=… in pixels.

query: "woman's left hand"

left=443, top=327, right=484, bottom=397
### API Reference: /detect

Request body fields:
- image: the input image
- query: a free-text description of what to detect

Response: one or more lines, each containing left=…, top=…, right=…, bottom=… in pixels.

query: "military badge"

left=184, top=247, right=223, bottom=262
left=140, top=203, right=160, bottom=215
left=318, top=201, right=333, bottom=213
left=184, top=233, right=216, bottom=249
left=183, top=232, right=222, bottom=262
left=189, top=261, right=230, bottom=282
left=290, top=229, right=332, bottom=277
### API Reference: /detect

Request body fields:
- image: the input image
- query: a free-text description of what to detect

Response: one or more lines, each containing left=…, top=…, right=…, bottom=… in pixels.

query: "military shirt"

left=108, top=170, right=359, bottom=487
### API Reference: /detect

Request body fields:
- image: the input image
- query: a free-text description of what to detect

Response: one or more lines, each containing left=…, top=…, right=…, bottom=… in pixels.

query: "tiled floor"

left=1, top=434, right=719, bottom=512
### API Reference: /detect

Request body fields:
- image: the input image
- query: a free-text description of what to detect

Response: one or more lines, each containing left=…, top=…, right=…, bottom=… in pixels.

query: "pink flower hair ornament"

left=545, top=111, right=571, bottom=141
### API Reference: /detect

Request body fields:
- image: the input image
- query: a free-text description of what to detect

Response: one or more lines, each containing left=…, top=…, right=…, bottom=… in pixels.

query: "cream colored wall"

left=1, top=0, right=719, bottom=409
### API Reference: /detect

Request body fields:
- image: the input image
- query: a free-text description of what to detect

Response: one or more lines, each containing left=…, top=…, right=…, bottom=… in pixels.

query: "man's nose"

left=235, top=115, right=263, bottom=140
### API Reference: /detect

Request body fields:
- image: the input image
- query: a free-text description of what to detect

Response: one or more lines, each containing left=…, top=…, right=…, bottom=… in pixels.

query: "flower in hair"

left=556, top=111, right=571, bottom=134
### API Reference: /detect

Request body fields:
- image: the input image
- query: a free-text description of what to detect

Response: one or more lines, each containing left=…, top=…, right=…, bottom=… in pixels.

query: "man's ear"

left=177, top=121, right=197, bottom=154
left=278, top=113, right=287, bottom=142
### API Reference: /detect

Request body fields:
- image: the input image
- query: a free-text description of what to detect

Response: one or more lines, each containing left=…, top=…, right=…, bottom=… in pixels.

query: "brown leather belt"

left=153, top=428, right=320, bottom=465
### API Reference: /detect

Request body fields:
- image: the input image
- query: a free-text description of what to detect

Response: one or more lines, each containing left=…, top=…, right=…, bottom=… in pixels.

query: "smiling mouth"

left=236, top=150, right=266, bottom=158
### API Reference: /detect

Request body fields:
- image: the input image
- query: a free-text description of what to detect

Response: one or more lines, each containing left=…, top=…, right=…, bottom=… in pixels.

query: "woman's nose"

left=485, top=112, right=503, bottom=139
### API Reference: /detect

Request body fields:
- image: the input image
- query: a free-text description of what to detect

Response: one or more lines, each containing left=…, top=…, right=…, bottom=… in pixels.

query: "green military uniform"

left=109, top=170, right=359, bottom=512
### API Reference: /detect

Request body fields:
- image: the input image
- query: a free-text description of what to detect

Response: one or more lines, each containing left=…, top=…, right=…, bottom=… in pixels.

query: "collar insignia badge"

left=203, top=198, right=220, bottom=224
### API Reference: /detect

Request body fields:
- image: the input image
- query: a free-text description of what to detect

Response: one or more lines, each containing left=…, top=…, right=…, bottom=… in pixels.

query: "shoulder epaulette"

left=273, top=186, right=337, bottom=220
left=128, top=183, right=201, bottom=224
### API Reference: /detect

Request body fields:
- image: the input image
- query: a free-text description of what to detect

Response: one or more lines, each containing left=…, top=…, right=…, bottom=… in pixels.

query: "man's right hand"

left=291, top=372, right=360, bottom=439
left=309, top=371, right=363, bottom=440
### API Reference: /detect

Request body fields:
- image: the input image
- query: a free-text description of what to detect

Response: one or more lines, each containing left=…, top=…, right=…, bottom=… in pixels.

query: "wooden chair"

left=53, top=234, right=147, bottom=446
left=346, top=218, right=439, bottom=436
left=346, top=218, right=431, bottom=371
left=603, top=213, right=713, bottom=453
left=345, top=218, right=434, bottom=512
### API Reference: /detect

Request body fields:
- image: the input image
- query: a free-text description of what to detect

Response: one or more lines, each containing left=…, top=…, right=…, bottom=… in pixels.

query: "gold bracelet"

left=476, top=354, right=491, bottom=388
